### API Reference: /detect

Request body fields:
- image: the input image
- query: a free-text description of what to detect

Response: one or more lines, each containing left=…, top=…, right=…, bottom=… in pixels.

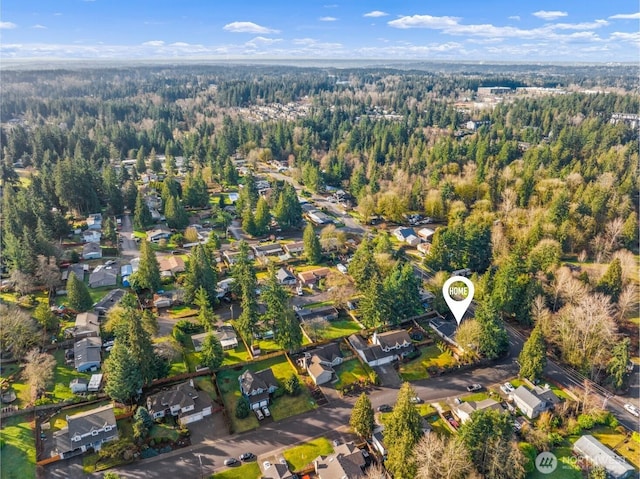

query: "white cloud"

left=293, top=37, right=317, bottom=45
left=610, top=31, right=640, bottom=43
left=32, top=24, right=47, bottom=29
left=364, top=11, right=388, bottom=18
left=142, top=40, right=164, bottom=46
left=609, top=13, right=640, bottom=20
left=508, top=16, right=520, bottom=21
left=245, top=36, right=282, bottom=47
left=533, top=10, right=568, bottom=20
left=552, top=20, right=608, bottom=30
left=169, top=42, right=191, bottom=47
left=319, top=16, right=337, bottom=22
left=223, top=21, right=279, bottom=34
left=0, top=21, right=17, bottom=29
left=388, top=15, right=459, bottom=29
left=53, top=13, right=62, bottom=16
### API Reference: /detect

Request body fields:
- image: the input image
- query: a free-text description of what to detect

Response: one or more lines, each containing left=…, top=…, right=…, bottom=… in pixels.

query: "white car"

left=501, top=382, right=515, bottom=394
left=624, top=403, right=639, bottom=417
left=263, top=461, right=272, bottom=470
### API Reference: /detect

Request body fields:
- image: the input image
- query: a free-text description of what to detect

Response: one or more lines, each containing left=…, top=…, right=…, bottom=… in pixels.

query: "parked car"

left=377, top=404, right=392, bottom=413
left=255, top=408, right=265, bottom=421
left=263, top=461, right=272, bottom=470
left=500, top=382, right=515, bottom=394
left=262, top=406, right=271, bottom=417
left=624, top=403, right=640, bottom=417
left=224, top=458, right=239, bottom=466
left=410, top=396, right=424, bottom=404
left=466, top=383, right=482, bottom=392
left=239, top=452, right=256, bottom=461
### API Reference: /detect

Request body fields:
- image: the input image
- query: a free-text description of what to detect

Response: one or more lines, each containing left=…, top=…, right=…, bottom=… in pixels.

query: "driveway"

left=373, top=364, right=402, bottom=388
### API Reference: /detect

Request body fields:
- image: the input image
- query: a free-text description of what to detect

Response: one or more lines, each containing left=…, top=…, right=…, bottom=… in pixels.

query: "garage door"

left=182, top=412, right=203, bottom=424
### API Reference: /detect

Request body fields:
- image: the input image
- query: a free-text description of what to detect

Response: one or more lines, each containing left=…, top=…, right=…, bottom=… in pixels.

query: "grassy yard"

left=398, top=345, right=458, bottom=381
left=282, top=437, right=333, bottom=472
left=216, top=355, right=316, bottom=432
left=212, top=462, right=261, bottom=479
left=221, top=342, right=252, bottom=366
left=168, top=305, right=198, bottom=319
left=168, top=353, right=188, bottom=376
left=50, top=401, right=112, bottom=432
left=427, top=416, right=452, bottom=437
left=0, top=415, right=36, bottom=479
left=150, top=422, right=179, bottom=441
left=303, top=319, right=363, bottom=342
left=591, top=426, right=640, bottom=469
left=334, top=359, right=373, bottom=389
left=51, top=349, right=92, bottom=402
left=526, top=446, right=582, bottom=479
left=194, top=376, right=218, bottom=402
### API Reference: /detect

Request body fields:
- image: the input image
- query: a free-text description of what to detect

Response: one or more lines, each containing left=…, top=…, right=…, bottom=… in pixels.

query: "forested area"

left=1, top=64, right=638, bottom=386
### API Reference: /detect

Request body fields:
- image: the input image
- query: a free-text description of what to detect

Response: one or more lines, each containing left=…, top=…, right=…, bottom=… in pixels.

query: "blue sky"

left=1, top=0, right=638, bottom=61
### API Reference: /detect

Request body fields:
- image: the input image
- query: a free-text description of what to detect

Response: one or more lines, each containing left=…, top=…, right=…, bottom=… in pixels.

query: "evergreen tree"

left=66, top=271, right=93, bottom=312
left=607, top=337, right=631, bottom=389
left=273, top=183, right=302, bottom=228
left=261, top=266, right=289, bottom=332
left=242, top=206, right=257, bottom=236
left=348, top=237, right=380, bottom=289
left=596, top=258, right=623, bottom=303
left=491, top=250, right=535, bottom=324
left=194, top=286, right=216, bottom=330
left=102, top=216, right=118, bottom=244
left=200, top=333, right=224, bottom=370
left=134, top=241, right=161, bottom=292
left=385, top=262, right=422, bottom=322
left=231, top=241, right=259, bottom=341
left=254, top=196, right=271, bottom=236
left=32, top=301, right=59, bottom=334
left=350, top=393, right=374, bottom=439
left=359, top=278, right=391, bottom=327
left=303, top=222, right=321, bottom=264
left=103, top=340, right=143, bottom=404
left=133, top=191, right=153, bottom=231
left=275, top=309, right=303, bottom=353
left=475, top=299, right=509, bottom=360
left=123, top=181, right=138, bottom=212
left=385, top=382, right=423, bottom=479
left=183, top=170, right=209, bottom=208
left=518, top=325, right=547, bottom=381
left=125, top=303, right=159, bottom=385
left=164, top=194, right=189, bottom=230
left=183, top=244, right=218, bottom=306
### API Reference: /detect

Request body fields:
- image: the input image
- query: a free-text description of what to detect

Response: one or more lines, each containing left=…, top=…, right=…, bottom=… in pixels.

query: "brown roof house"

left=314, top=442, right=367, bottom=479
left=299, top=343, right=344, bottom=386
left=53, top=404, right=118, bottom=459
left=297, top=267, right=330, bottom=286
left=239, top=368, right=278, bottom=410
left=158, top=255, right=186, bottom=276
left=146, top=380, right=213, bottom=425
left=73, top=312, right=101, bottom=339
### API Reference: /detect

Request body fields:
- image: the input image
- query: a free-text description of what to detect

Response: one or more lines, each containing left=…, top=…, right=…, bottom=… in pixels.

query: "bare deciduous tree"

left=23, top=348, right=56, bottom=401
left=0, top=305, right=39, bottom=359
left=414, top=433, right=475, bottom=479
left=616, top=284, right=637, bottom=322
left=611, top=249, right=636, bottom=283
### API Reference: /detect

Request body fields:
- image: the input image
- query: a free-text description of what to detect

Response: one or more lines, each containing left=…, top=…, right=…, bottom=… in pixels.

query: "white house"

left=146, top=380, right=213, bottom=425
left=573, top=435, right=635, bottom=479
left=453, top=398, right=505, bottom=424
left=69, top=378, right=89, bottom=394
left=276, top=268, right=297, bottom=285
left=417, top=227, right=436, bottom=241
left=372, top=330, right=414, bottom=358
left=191, top=325, right=238, bottom=352
left=300, top=343, right=344, bottom=386
left=348, top=334, right=395, bottom=367
left=239, top=368, right=278, bottom=410
left=82, top=230, right=102, bottom=243
left=82, top=242, right=102, bottom=260
left=512, top=385, right=560, bottom=419
left=53, top=404, right=118, bottom=459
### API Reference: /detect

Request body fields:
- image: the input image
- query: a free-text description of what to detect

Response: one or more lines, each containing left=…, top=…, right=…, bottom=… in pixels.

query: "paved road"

left=118, top=214, right=139, bottom=258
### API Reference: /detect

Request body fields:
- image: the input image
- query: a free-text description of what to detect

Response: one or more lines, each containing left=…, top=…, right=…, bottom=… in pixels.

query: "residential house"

left=348, top=334, right=395, bottom=367
left=573, top=435, right=635, bottom=479
left=314, top=442, right=367, bottom=479
left=158, top=255, right=186, bottom=275
left=417, top=227, right=436, bottom=242
left=263, top=462, right=295, bottom=479
left=74, top=312, right=100, bottom=339
left=88, top=265, right=117, bottom=288
left=69, top=378, right=89, bottom=394
left=276, top=268, right=297, bottom=286
left=392, top=226, right=417, bottom=243
left=512, top=385, right=560, bottom=419
left=429, top=317, right=460, bottom=348
left=53, top=404, right=118, bottom=459
left=120, top=264, right=133, bottom=287
left=300, top=343, right=344, bottom=385
left=82, top=242, right=102, bottom=260
left=216, top=278, right=236, bottom=299
left=373, top=330, right=413, bottom=354
left=146, top=380, right=213, bottom=425
left=192, top=325, right=238, bottom=352
left=62, top=263, right=87, bottom=282
left=74, top=337, right=102, bottom=372
left=82, top=230, right=102, bottom=243
left=283, top=241, right=305, bottom=255
left=405, top=234, right=421, bottom=247
left=238, top=368, right=278, bottom=410
left=252, top=243, right=284, bottom=257
left=222, top=250, right=254, bottom=265
left=297, top=267, right=330, bottom=286
left=153, top=293, right=173, bottom=309
left=296, top=305, right=339, bottom=322
left=146, top=227, right=172, bottom=243
left=453, top=398, right=505, bottom=424
left=307, top=210, right=333, bottom=225
left=86, top=213, right=102, bottom=230
left=87, top=374, right=103, bottom=392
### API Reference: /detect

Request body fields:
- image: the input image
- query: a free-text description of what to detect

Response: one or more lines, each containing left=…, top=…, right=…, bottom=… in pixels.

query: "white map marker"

left=442, top=276, right=474, bottom=326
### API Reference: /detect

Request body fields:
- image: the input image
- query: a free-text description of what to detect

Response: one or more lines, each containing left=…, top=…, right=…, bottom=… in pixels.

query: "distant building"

left=283, top=241, right=305, bottom=255
left=69, top=378, right=89, bottom=394
left=82, top=242, right=102, bottom=260
left=295, top=305, right=339, bottom=322
left=192, top=325, right=238, bottom=352
left=477, top=86, right=512, bottom=96
left=276, top=268, right=297, bottom=285
left=146, top=227, right=172, bottom=243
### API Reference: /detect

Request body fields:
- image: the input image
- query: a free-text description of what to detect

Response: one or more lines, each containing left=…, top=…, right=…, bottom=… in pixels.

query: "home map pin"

left=442, top=276, right=474, bottom=326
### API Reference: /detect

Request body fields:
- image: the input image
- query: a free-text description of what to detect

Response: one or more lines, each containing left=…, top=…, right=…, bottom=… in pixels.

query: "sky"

left=1, top=0, right=639, bottom=62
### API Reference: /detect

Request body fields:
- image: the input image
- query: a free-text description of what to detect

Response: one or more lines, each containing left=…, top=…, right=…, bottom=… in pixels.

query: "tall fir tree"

left=350, top=393, right=374, bottom=439
left=596, top=258, right=623, bottom=303
left=232, top=241, right=259, bottom=341
left=66, top=271, right=93, bottom=312
left=303, top=222, right=321, bottom=264
left=518, top=324, right=547, bottom=381
left=134, top=241, right=161, bottom=292
left=200, top=333, right=224, bottom=370
left=133, top=191, right=153, bottom=231
left=183, top=244, right=218, bottom=306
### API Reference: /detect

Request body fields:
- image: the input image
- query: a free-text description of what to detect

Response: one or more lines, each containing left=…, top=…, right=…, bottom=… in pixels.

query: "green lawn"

left=463, top=391, right=491, bottom=402
left=304, top=319, right=363, bottom=341
left=398, top=345, right=457, bottom=381
left=168, top=305, right=199, bottom=318
left=221, top=342, right=252, bottom=366
left=428, top=417, right=453, bottom=437
left=194, top=377, right=218, bottom=402
left=51, top=349, right=92, bottom=401
left=526, top=446, right=582, bottom=479
left=282, top=437, right=334, bottom=472
left=216, top=354, right=316, bottom=432
left=334, top=359, right=373, bottom=389
left=150, top=422, right=179, bottom=441
left=0, top=415, right=36, bottom=479
left=591, top=426, right=640, bottom=469
left=168, top=353, right=188, bottom=376
left=212, top=462, right=261, bottom=479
